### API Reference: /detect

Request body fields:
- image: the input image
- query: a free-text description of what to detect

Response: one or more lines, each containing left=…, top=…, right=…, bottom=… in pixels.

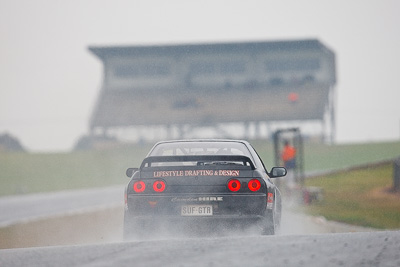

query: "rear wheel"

left=260, top=211, right=275, bottom=235
left=274, top=189, right=282, bottom=232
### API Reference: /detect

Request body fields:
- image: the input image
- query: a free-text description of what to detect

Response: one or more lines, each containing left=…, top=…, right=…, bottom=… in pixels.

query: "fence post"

left=394, top=157, right=400, bottom=192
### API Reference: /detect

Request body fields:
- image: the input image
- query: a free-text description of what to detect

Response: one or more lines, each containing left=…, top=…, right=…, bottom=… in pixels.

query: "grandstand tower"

left=88, top=39, right=336, bottom=143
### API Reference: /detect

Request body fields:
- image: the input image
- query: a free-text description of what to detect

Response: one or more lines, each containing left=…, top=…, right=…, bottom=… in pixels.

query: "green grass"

left=0, top=144, right=152, bottom=196
left=1, top=140, right=400, bottom=197
left=303, top=163, right=400, bottom=229
left=252, top=139, right=400, bottom=172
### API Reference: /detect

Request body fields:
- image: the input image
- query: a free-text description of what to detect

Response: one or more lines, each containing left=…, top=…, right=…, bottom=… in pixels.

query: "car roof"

left=147, top=139, right=264, bottom=170
left=153, top=139, right=251, bottom=145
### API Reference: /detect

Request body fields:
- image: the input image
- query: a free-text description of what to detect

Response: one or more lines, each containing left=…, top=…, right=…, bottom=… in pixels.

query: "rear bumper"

left=126, top=193, right=267, bottom=217
left=127, top=214, right=265, bottom=223
left=124, top=193, right=272, bottom=238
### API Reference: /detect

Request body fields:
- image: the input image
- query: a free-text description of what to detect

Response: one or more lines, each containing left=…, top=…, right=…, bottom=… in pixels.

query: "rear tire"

left=261, top=223, right=275, bottom=235
left=260, top=211, right=275, bottom=235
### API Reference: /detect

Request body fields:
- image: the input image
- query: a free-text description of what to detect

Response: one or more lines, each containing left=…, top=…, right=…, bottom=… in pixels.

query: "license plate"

left=181, top=205, right=213, bottom=216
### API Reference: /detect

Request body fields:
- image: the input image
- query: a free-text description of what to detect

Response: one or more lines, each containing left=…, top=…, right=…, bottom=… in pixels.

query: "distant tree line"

left=0, top=133, right=25, bottom=152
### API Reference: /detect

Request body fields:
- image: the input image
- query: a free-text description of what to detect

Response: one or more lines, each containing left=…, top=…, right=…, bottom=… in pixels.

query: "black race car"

left=124, top=139, right=286, bottom=240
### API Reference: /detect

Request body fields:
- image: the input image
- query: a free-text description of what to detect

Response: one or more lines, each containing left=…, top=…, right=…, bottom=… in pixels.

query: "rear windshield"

left=149, top=141, right=252, bottom=158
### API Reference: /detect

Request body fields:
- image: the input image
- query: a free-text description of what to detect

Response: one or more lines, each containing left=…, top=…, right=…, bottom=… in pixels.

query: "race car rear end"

left=123, top=154, right=282, bottom=239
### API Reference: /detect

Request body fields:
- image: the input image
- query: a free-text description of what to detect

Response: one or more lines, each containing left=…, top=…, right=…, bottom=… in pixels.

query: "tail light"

left=133, top=181, right=146, bottom=193
left=248, top=179, right=261, bottom=192
left=227, top=179, right=241, bottom=192
left=153, top=180, right=166, bottom=193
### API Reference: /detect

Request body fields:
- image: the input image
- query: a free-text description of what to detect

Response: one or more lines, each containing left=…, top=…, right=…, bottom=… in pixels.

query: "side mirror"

left=269, top=167, right=287, bottom=178
left=126, top=168, right=139, bottom=178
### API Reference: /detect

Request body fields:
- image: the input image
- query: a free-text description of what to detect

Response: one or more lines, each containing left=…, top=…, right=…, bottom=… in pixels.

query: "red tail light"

left=227, top=179, right=241, bottom=192
left=133, top=181, right=146, bottom=193
left=153, top=180, right=166, bottom=192
left=248, top=179, right=261, bottom=192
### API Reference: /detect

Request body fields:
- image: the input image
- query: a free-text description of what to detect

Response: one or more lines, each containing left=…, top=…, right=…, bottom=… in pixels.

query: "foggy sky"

left=1, top=0, right=399, bottom=152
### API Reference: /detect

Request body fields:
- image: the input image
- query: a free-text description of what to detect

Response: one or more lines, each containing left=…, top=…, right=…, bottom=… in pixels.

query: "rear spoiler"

left=140, top=155, right=255, bottom=170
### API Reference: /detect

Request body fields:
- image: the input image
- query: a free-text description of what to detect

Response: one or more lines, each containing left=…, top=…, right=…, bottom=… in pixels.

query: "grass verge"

left=1, top=140, right=399, bottom=197
left=0, top=144, right=152, bottom=196
left=303, top=162, right=400, bottom=229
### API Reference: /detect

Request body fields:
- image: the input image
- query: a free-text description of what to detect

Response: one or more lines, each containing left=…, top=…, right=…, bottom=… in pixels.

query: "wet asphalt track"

left=0, top=186, right=123, bottom=227
left=1, top=186, right=399, bottom=266
left=1, top=230, right=399, bottom=266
